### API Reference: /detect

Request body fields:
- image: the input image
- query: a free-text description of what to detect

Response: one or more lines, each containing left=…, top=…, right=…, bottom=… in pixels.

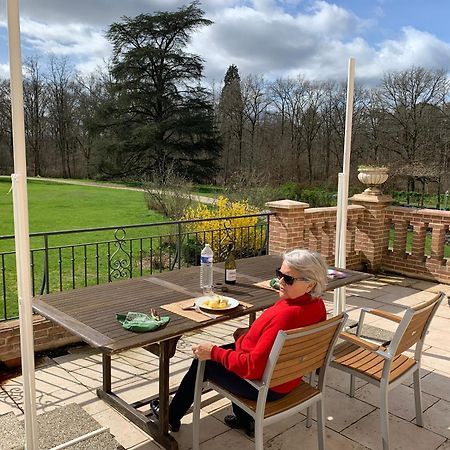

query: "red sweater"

left=211, top=293, right=326, bottom=393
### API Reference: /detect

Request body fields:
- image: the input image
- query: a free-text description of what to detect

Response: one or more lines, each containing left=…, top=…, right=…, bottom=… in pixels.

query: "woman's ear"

left=306, top=281, right=316, bottom=294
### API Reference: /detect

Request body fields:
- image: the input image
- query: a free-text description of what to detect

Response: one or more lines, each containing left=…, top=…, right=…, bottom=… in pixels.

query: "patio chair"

left=192, top=313, right=348, bottom=450
left=331, top=291, right=445, bottom=450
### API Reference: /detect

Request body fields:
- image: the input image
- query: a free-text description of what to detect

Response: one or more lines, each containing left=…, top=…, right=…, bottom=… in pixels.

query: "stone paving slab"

left=0, top=274, right=449, bottom=450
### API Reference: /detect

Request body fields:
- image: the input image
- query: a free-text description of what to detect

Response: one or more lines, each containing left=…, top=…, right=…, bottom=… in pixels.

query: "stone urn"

left=357, top=166, right=389, bottom=195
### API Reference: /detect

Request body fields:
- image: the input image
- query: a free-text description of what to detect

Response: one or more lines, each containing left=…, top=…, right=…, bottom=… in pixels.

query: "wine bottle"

left=224, top=243, right=237, bottom=285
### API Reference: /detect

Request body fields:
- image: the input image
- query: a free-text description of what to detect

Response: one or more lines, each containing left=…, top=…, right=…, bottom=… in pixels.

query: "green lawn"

left=0, top=178, right=171, bottom=319
left=0, top=177, right=162, bottom=236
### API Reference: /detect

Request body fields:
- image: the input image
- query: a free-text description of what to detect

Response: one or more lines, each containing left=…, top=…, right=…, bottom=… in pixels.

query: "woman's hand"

left=192, top=342, right=214, bottom=361
left=233, top=327, right=249, bottom=341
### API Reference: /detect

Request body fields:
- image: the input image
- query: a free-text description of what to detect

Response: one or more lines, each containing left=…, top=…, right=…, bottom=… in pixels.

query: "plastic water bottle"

left=200, top=244, right=214, bottom=294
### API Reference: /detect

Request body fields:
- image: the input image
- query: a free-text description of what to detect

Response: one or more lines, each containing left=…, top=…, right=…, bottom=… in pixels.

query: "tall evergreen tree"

left=218, top=64, right=244, bottom=179
left=96, top=1, right=221, bottom=181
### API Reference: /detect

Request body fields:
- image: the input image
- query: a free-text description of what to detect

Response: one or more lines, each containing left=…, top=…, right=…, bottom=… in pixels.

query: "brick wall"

left=265, top=199, right=366, bottom=270
left=0, top=315, right=80, bottom=363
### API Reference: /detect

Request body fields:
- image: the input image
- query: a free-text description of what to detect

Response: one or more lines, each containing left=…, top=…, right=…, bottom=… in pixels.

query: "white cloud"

left=190, top=1, right=450, bottom=84
left=0, top=63, right=9, bottom=78
left=0, top=1, right=449, bottom=85
left=360, top=27, right=450, bottom=81
left=189, top=0, right=372, bottom=81
left=20, top=19, right=110, bottom=57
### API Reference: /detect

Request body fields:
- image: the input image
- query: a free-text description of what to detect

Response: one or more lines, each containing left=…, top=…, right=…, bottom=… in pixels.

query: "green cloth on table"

left=116, top=311, right=170, bottom=332
left=269, top=278, right=280, bottom=290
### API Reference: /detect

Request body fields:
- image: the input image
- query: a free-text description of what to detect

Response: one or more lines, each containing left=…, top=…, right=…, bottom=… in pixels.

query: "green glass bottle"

left=224, top=243, right=237, bottom=285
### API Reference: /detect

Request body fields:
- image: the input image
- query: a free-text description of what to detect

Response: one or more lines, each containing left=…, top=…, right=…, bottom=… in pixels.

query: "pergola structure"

left=393, top=161, right=444, bottom=208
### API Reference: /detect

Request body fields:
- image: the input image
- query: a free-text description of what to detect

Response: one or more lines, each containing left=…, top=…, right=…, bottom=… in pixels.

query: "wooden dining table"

left=33, top=254, right=372, bottom=449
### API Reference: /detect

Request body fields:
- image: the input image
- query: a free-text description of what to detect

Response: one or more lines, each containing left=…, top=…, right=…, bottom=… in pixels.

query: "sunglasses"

left=275, top=268, right=309, bottom=286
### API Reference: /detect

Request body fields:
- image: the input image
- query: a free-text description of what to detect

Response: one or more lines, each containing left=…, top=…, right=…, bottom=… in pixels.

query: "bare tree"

left=75, top=72, right=110, bottom=178
left=23, top=57, right=48, bottom=176
left=0, top=80, right=13, bottom=170
left=378, top=66, right=448, bottom=163
left=241, top=74, right=270, bottom=169
left=298, top=81, right=326, bottom=183
left=47, top=56, right=78, bottom=178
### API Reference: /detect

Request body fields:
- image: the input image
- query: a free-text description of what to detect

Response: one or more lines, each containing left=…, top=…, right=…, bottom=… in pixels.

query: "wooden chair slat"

left=278, top=332, right=336, bottom=363
left=270, top=353, right=328, bottom=387
left=370, top=354, right=415, bottom=381
left=387, top=358, right=416, bottom=382
left=335, top=345, right=370, bottom=365
left=396, top=313, right=430, bottom=355
left=281, top=327, right=336, bottom=350
left=333, top=341, right=358, bottom=358
left=231, top=382, right=319, bottom=418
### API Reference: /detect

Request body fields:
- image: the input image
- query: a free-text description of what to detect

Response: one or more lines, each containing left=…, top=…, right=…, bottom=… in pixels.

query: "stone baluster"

left=428, top=223, right=446, bottom=265
left=410, top=221, right=427, bottom=262
left=392, top=219, right=409, bottom=258
left=321, top=221, right=335, bottom=263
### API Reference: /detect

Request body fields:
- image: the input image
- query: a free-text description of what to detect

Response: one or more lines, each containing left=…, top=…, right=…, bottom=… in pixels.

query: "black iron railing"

left=0, top=213, right=271, bottom=321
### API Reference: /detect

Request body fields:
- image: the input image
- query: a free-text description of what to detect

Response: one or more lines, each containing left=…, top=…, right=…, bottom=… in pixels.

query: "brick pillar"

left=429, top=223, right=446, bottom=264
left=391, top=218, right=409, bottom=258
left=265, top=200, right=309, bottom=255
left=350, top=193, right=393, bottom=272
left=411, top=220, right=427, bottom=262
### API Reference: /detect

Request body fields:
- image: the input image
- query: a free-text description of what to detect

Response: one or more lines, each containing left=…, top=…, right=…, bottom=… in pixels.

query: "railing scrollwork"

left=109, top=228, right=131, bottom=280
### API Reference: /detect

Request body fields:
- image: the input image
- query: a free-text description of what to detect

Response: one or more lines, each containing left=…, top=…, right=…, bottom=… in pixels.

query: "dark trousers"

left=169, top=343, right=286, bottom=426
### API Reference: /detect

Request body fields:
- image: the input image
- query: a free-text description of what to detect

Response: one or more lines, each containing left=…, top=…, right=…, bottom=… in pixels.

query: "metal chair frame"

left=331, top=292, right=444, bottom=450
left=192, top=313, right=348, bottom=450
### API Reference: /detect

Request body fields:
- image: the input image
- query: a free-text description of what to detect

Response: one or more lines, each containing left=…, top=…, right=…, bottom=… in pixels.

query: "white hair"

left=283, top=248, right=328, bottom=297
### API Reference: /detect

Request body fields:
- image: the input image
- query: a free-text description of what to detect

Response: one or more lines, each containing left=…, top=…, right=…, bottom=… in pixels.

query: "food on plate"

left=202, top=295, right=229, bottom=309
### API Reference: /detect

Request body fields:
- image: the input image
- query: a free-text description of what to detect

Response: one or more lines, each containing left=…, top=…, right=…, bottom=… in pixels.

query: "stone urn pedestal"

left=357, top=166, right=389, bottom=195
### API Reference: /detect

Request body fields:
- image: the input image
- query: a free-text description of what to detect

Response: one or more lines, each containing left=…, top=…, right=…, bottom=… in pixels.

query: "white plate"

left=195, top=295, right=239, bottom=312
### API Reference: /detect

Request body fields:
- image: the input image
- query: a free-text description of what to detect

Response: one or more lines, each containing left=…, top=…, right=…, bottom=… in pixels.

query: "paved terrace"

left=1, top=275, right=449, bottom=450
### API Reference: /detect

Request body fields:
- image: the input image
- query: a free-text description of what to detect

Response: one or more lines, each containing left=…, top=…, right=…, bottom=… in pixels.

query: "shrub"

left=143, top=168, right=193, bottom=220
left=222, top=169, right=278, bottom=209
left=182, top=196, right=266, bottom=260
left=278, top=183, right=337, bottom=207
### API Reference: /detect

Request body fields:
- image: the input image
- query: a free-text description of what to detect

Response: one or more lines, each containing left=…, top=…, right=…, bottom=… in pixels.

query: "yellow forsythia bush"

left=182, top=196, right=266, bottom=258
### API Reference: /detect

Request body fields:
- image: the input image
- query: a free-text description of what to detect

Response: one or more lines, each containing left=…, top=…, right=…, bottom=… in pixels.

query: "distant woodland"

left=0, top=2, right=449, bottom=191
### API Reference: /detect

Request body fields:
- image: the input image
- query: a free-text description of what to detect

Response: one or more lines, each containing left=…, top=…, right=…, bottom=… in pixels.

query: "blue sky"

left=0, top=0, right=449, bottom=85
left=342, top=0, right=450, bottom=43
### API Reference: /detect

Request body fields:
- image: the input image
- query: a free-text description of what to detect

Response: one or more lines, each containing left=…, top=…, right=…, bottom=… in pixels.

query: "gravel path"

left=1, top=176, right=215, bottom=205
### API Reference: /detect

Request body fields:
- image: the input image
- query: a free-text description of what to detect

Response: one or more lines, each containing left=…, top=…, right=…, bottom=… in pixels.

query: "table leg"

left=102, top=353, right=111, bottom=393
left=97, top=345, right=179, bottom=450
left=159, top=340, right=171, bottom=437
left=249, top=311, right=256, bottom=325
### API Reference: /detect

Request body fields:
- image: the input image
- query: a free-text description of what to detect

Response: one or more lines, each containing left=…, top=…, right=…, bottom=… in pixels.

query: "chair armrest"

left=245, top=379, right=264, bottom=391
left=340, top=331, right=381, bottom=352
left=363, top=308, right=402, bottom=323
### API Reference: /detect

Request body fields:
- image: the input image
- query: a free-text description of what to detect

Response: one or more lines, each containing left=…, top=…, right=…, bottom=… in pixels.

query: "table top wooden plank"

left=33, top=298, right=115, bottom=350
left=33, top=255, right=371, bottom=354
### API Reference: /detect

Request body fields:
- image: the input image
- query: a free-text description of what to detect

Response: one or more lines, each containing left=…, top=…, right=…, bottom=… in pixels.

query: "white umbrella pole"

left=333, top=173, right=345, bottom=315
left=7, top=0, right=38, bottom=448
left=333, top=57, right=356, bottom=315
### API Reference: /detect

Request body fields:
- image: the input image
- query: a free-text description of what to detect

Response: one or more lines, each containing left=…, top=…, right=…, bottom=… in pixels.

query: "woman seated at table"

left=150, top=248, right=328, bottom=435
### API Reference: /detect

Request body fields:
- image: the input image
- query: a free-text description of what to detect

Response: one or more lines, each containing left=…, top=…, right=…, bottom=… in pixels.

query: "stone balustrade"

left=383, top=206, right=450, bottom=282
left=266, top=193, right=450, bottom=284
